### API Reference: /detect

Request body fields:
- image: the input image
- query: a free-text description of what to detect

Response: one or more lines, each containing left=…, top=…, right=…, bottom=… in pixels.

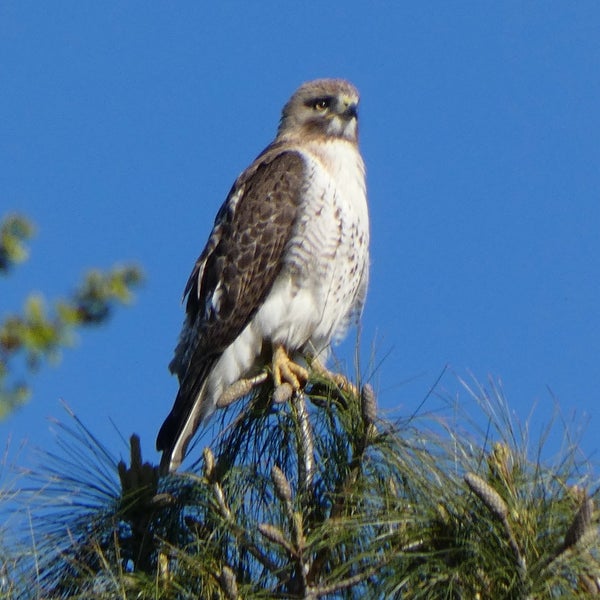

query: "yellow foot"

left=272, top=344, right=309, bottom=390
left=311, top=359, right=359, bottom=397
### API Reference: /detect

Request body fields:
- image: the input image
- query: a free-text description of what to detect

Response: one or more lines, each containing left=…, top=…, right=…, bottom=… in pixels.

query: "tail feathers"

left=157, top=379, right=213, bottom=475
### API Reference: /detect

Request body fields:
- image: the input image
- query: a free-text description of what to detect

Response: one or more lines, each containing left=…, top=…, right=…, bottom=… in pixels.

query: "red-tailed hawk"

left=157, top=79, right=369, bottom=473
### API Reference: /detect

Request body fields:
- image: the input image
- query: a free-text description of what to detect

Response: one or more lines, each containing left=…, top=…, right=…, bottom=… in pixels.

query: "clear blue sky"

left=2, top=3, right=599, bottom=471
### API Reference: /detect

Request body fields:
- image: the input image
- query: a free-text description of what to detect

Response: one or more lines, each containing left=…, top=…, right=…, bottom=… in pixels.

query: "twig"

left=464, top=472, right=527, bottom=587
left=211, top=478, right=281, bottom=574
left=293, top=391, right=315, bottom=494
left=216, top=372, right=269, bottom=408
left=310, top=564, right=382, bottom=598
left=219, top=565, right=239, bottom=600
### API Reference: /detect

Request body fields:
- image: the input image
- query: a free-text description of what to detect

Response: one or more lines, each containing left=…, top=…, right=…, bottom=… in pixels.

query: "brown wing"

left=156, top=150, right=306, bottom=454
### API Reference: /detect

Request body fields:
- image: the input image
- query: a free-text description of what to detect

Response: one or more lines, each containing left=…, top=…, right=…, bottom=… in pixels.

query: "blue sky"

left=2, top=3, right=599, bottom=471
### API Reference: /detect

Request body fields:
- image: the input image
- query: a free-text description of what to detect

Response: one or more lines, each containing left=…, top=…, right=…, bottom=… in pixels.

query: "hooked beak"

left=338, top=93, right=358, bottom=120
left=343, top=103, right=358, bottom=119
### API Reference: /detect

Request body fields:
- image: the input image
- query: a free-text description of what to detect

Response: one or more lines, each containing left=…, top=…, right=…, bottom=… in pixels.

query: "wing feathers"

left=157, top=150, right=306, bottom=468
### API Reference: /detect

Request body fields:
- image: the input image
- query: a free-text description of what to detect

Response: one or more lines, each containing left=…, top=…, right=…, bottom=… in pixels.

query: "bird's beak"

left=343, top=103, right=358, bottom=119
left=340, top=95, right=358, bottom=120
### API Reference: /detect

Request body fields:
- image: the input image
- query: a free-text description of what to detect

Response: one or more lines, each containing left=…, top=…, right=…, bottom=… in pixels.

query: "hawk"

left=157, top=79, right=369, bottom=473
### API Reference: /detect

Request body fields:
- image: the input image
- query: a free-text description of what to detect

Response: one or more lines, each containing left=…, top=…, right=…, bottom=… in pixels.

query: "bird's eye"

left=313, top=98, right=330, bottom=111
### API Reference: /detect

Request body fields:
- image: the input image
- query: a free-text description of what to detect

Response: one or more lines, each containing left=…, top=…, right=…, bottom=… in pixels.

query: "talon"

left=272, top=344, right=309, bottom=390
left=332, top=373, right=359, bottom=397
left=310, top=358, right=358, bottom=397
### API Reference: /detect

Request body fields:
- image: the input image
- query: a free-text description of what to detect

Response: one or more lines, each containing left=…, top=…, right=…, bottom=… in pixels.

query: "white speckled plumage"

left=213, top=139, right=368, bottom=393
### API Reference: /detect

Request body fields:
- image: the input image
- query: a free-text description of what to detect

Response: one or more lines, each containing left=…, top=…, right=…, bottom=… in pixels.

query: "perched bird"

left=157, top=79, right=370, bottom=473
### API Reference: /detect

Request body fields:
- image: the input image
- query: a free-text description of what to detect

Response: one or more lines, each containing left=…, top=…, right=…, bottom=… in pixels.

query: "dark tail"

left=157, top=361, right=215, bottom=474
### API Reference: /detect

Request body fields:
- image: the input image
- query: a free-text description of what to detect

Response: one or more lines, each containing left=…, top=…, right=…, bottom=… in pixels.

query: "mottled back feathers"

left=157, top=151, right=305, bottom=453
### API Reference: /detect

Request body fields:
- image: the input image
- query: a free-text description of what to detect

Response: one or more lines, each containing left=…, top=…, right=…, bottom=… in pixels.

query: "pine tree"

left=7, top=370, right=599, bottom=598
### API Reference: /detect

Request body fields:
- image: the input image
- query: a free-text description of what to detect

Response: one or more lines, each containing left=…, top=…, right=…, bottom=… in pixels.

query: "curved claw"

left=272, top=344, right=309, bottom=390
left=331, top=373, right=359, bottom=397
left=310, top=358, right=359, bottom=397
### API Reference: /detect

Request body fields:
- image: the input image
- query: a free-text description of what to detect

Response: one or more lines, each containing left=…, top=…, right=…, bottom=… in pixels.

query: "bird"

left=157, top=79, right=370, bottom=473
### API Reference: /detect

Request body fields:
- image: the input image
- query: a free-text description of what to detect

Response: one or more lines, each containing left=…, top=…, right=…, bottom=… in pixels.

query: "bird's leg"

left=272, top=344, right=309, bottom=390
left=310, top=357, right=359, bottom=398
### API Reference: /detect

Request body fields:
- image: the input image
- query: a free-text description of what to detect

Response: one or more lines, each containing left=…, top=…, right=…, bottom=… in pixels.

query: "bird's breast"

left=254, top=141, right=369, bottom=355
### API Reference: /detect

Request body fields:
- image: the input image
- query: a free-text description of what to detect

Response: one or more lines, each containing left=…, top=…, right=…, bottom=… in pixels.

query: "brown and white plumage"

left=157, top=79, right=369, bottom=473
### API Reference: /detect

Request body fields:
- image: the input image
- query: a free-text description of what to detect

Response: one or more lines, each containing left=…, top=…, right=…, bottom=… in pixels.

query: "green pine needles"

left=3, top=369, right=598, bottom=599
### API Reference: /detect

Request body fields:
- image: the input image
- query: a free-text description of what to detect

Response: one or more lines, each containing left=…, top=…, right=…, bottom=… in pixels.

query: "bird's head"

left=277, top=79, right=360, bottom=143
